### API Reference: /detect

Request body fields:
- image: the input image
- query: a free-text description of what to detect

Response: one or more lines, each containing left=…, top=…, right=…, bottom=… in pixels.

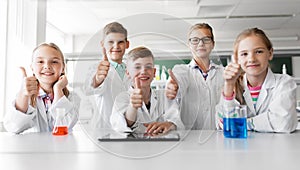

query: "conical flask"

left=52, top=108, right=68, bottom=136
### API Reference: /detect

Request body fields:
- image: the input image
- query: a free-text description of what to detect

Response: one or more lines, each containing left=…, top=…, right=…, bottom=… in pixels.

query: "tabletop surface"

left=1, top=125, right=300, bottom=170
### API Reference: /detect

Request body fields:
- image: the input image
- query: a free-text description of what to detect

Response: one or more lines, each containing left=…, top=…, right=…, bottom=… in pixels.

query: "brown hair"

left=187, top=23, right=214, bottom=42
left=31, top=43, right=69, bottom=107
left=103, top=22, right=128, bottom=40
left=127, top=46, right=154, bottom=63
left=233, top=28, right=272, bottom=104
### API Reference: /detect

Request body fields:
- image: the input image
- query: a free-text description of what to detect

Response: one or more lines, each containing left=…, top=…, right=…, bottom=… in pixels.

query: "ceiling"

left=47, top=0, right=300, bottom=56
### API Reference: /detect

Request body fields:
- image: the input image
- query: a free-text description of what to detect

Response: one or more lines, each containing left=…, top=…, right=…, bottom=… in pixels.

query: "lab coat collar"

left=109, top=60, right=126, bottom=69
left=189, top=59, right=222, bottom=80
left=243, top=68, right=275, bottom=113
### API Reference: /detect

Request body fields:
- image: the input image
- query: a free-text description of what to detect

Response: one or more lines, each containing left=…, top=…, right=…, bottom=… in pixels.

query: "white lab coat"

left=110, top=88, right=185, bottom=133
left=215, top=68, right=298, bottom=133
left=173, top=60, right=224, bottom=130
left=84, top=63, right=130, bottom=129
left=3, top=92, right=79, bottom=134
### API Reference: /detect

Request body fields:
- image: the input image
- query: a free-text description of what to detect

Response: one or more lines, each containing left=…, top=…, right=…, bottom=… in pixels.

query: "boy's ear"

left=100, top=40, right=104, bottom=47
left=153, top=67, right=156, bottom=76
left=126, top=40, right=130, bottom=49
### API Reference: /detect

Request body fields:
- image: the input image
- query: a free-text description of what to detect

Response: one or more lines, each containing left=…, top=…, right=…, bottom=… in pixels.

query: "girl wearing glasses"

left=166, top=23, right=224, bottom=130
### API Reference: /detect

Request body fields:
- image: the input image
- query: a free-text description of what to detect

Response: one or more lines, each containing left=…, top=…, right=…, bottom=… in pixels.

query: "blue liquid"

left=223, top=118, right=247, bottom=138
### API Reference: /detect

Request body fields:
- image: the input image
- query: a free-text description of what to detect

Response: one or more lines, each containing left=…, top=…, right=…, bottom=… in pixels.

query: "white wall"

left=1, top=0, right=46, bottom=121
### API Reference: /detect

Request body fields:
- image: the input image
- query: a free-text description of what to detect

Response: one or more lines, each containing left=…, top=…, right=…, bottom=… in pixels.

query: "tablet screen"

left=98, top=132, right=180, bottom=142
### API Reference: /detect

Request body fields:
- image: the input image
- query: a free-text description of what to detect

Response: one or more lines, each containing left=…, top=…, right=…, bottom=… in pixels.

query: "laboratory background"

left=1, top=1, right=300, bottom=169
left=1, top=0, right=300, bottom=126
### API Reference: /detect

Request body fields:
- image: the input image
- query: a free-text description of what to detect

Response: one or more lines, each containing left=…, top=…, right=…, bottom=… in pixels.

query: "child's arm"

left=53, top=74, right=68, bottom=104
left=92, top=48, right=110, bottom=88
left=165, top=69, right=179, bottom=100
left=223, top=57, right=242, bottom=97
left=125, top=77, right=142, bottom=127
left=15, top=67, right=38, bottom=113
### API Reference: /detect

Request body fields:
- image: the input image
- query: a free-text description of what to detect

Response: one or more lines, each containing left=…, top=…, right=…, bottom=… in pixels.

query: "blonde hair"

left=187, top=23, right=215, bottom=42
left=233, top=28, right=272, bottom=104
left=127, top=46, right=154, bottom=63
left=30, top=43, right=69, bottom=107
left=103, top=22, right=128, bottom=40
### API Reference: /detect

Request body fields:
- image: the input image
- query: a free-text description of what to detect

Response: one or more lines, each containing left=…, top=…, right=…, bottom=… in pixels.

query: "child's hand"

left=165, top=69, right=178, bottom=100
left=144, top=122, right=175, bottom=134
left=53, top=74, right=68, bottom=92
left=224, top=55, right=242, bottom=85
left=19, top=67, right=38, bottom=97
left=223, top=55, right=242, bottom=97
left=224, top=63, right=241, bottom=85
left=94, top=47, right=110, bottom=87
left=130, top=77, right=143, bottom=109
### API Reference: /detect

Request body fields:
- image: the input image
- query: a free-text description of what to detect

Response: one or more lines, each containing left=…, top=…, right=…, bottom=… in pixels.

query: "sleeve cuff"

left=223, top=91, right=235, bottom=101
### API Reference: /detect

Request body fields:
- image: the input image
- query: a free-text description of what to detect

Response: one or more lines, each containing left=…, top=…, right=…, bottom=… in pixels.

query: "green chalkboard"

left=269, top=56, right=293, bottom=75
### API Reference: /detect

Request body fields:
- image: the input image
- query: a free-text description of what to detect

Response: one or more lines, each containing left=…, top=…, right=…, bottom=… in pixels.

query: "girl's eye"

left=37, top=60, right=43, bottom=63
left=256, top=50, right=264, bottom=54
left=52, top=60, right=59, bottom=63
left=240, top=52, right=247, bottom=57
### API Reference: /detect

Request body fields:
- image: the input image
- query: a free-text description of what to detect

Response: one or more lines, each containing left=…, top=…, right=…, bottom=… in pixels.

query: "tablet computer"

left=98, top=132, right=180, bottom=142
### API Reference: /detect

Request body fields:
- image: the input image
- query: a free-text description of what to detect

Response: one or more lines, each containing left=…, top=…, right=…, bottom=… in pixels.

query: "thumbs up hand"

left=15, top=67, right=38, bottom=112
left=19, top=67, right=38, bottom=97
left=223, top=55, right=242, bottom=97
left=93, top=47, right=110, bottom=87
left=165, top=69, right=179, bottom=100
left=130, top=77, right=143, bottom=109
left=223, top=55, right=242, bottom=86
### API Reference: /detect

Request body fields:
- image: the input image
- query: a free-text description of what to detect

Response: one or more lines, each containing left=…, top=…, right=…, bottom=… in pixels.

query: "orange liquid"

left=52, top=126, right=68, bottom=136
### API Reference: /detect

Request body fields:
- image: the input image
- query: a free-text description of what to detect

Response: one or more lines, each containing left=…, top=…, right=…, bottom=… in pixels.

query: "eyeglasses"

left=189, top=37, right=213, bottom=45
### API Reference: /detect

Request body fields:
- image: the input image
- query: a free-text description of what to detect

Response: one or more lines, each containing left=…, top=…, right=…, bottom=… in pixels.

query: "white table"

left=1, top=126, right=300, bottom=170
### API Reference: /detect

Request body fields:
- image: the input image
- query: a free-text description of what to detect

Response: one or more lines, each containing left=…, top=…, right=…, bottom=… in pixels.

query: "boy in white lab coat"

left=4, top=43, right=79, bottom=134
left=166, top=23, right=224, bottom=130
left=216, top=27, right=297, bottom=133
left=110, top=46, right=184, bottom=133
left=84, top=22, right=131, bottom=129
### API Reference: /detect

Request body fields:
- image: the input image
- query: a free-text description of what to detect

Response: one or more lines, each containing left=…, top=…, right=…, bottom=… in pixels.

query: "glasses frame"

left=189, top=36, right=213, bottom=45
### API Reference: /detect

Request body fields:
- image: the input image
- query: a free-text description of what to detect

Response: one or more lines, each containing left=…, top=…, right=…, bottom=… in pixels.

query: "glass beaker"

left=52, top=108, right=68, bottom=136
left=223, top=105, right=247, bottom=138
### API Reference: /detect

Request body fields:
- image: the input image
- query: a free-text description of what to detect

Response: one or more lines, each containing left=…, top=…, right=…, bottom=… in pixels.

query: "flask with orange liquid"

left=52, top=108, right=68, bottom=136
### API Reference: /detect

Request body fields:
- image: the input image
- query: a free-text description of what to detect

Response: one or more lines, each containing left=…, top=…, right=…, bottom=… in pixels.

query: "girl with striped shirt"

left=216, top=28, right=297, bottom=133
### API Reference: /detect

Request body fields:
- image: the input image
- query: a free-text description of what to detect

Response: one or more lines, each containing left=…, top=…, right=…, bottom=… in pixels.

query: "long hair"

left=233, top=28, right=273, bottom=104
left=30, top=43, right=69, bottom=107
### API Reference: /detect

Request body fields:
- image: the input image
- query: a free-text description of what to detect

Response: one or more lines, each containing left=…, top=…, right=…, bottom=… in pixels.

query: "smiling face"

left=237, top=35, right=273, bottom=80
left=126, top=57, right=156, bottom=89
left=188, top=28, right=215, bottom=59
left=102, top=33, right=129, bottom=64
left=31, top=46, right=64, bottom=87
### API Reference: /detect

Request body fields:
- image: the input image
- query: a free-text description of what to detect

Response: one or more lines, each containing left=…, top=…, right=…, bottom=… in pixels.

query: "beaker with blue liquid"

left=223, top=105, right=247, bottom=138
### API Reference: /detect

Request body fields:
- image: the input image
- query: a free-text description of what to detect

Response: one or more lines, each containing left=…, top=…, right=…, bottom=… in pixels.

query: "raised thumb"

left=19, top=67, right=27, bottom=78
left=168, top=69, right=178, bottom=84
left=134, top=77, right=141, bottom=89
